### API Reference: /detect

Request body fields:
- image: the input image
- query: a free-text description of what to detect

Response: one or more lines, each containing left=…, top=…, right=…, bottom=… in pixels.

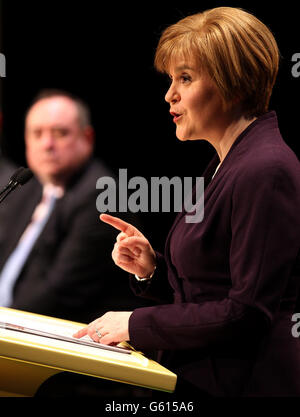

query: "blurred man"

left=0, top=89, right=143, bottom=323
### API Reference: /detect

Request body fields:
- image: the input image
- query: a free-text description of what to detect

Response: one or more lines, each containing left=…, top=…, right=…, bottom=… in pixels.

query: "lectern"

left=0, top=307, right=177, bottom=396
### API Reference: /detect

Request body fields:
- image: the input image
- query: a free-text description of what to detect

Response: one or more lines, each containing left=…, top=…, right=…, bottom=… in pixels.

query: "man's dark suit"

left=0, top=157, right=144, bottom=323
left=129, top=112, right=300, bottom=397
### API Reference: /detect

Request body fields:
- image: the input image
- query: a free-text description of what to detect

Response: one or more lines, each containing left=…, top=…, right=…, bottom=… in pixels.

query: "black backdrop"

left=1, top=0, right=300, bottom=250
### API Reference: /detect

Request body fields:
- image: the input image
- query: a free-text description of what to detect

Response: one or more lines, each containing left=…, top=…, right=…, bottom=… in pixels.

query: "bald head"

left=25, top=96, right=94, bottom=186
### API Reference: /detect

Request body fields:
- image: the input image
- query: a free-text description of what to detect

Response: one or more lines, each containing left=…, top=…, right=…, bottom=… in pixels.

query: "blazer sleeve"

left=128, top=161, right=300, bottom=351
left=129, top=251, right=174, bottom=304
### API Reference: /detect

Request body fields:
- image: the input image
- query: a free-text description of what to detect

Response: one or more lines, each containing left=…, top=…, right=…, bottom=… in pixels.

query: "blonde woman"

left=75, top=7, right=300, bottom=397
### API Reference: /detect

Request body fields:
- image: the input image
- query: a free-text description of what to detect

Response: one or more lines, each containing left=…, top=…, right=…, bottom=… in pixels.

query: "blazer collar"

left=165, top=111, right=278, bottom=241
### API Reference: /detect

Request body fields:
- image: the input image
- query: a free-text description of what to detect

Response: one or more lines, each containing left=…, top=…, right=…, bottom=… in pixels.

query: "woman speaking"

left=74, top=7, right=300, bottom=396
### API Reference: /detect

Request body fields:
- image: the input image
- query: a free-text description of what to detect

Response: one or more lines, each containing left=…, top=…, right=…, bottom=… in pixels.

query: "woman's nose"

left=165, top=83, right=180, bottom=104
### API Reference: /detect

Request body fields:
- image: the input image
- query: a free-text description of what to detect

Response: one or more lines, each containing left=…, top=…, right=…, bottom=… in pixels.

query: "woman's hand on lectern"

left=73, top=311, right=132, bottom=344
left=100, top=213, right=157, bottom=279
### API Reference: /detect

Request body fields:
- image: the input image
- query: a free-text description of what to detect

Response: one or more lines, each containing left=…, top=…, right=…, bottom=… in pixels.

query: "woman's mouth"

left=170, top=112, right=183, bottom=123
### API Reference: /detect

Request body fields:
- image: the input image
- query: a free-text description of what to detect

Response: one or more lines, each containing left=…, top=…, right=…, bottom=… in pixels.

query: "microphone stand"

left=0, top=181, right=19, bottom=204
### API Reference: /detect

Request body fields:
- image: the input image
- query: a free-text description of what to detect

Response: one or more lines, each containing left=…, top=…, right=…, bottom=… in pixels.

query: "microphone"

left=0, top=167, right=33, bottom=204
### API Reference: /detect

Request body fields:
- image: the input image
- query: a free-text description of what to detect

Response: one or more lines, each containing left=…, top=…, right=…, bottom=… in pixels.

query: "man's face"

left=25, top=96, right=93, bottom=185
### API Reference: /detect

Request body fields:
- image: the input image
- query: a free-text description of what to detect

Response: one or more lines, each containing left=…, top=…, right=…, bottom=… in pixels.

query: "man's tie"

left=0, top=188, right=57, bottom=306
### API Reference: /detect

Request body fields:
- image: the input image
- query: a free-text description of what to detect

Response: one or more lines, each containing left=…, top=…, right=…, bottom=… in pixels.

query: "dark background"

left=0, top=0, right=299, bottom=250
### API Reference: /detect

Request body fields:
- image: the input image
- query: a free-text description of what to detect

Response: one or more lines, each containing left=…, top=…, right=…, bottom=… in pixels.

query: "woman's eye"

left=181, top=74, right=191, bottom=83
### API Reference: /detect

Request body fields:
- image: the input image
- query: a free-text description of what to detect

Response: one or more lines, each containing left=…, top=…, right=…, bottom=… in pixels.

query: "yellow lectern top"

left=0, top=307, right=177, bottom=396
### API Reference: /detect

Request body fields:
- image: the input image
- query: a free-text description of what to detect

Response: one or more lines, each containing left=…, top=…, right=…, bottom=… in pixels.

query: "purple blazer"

left=129, top=112, right=300, bottom=396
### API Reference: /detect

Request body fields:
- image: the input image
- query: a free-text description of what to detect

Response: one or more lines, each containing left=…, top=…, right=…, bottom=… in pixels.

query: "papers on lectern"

left=0, top=308, right=131, bottom=355
left=0, top=307, right=177, bottom=394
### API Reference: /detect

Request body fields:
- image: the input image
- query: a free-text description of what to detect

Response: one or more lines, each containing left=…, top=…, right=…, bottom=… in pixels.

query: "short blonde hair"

left=154, top=7, right=279, bottom=119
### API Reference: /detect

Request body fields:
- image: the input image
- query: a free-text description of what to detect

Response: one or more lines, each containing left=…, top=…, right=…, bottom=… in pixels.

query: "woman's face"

left=165, top=60, right=225, bottom=141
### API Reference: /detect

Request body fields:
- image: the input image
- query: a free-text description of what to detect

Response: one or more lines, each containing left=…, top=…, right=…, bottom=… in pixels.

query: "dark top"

left=0, top=158, right=145, bottom=323
left=129, top=112, right=300, bottom=396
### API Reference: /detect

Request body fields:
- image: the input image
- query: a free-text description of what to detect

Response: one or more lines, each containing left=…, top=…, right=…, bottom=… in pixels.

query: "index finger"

left=100, top=214, right=140, bottom=237
left=73, top=326, right=88, bottom=339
